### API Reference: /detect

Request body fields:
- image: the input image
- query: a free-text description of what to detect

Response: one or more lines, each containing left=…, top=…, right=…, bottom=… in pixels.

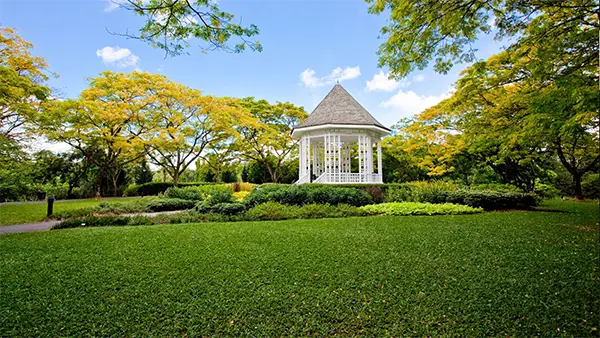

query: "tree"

left=0, top=27, right=54, bottom=142
left=132, top=159, right=154, bottom=185
left=197, top=141, right=236, bottom=183
left=116, top=0, right=261, bottom=56
left=234, top=98, right=307, bottom=183
left=140, top=80, right=249, bottom=185
left=367, top=0, right=599, bottom=78
left=38, top=71, right=155, bottom=196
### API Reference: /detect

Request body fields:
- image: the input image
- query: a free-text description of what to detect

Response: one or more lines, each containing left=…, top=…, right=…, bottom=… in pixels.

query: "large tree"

left=234, top=98, right=307, bottom=183
left=116, top=0, right=261, bottom=56
left=37, top=71, right=155, bottom=196
left=0, top=27, right=54, bottom=142
left=367, top=0, right=598, bottom=78
left=140, top=80, right=249, bottom=185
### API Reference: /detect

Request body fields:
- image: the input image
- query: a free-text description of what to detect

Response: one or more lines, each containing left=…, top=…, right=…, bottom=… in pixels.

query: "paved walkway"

left=0, top=210, right=184, bottom=235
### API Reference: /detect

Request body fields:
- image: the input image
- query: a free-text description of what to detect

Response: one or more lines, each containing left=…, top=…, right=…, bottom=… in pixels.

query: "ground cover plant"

left=360, top=202, right=483, bottom=216
left=0, top=197, right=142, bottom=226
left=1, top=200, right=598, bottom=336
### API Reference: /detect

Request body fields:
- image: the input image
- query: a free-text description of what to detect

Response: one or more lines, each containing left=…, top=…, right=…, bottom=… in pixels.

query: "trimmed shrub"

left=207, top=189, right=234, bottom=205
left=124, top=182, right=173, bottom=196
left=245, top=185, right=372, bottom=207
left=360, top=202, right=483, bottom=216
left=245, top=202, right=300, bottom=221
left=165, top=187, right=204, bottom=201
left=124, top=182, right=217, bottom=196
left=445, top=190, right=537, bottom=210
left=470, top=183, right=524, bottom=193
left=244, top=202, right=366, bottom=221
left=195, top=201, right=246, bottom=215
left=52, top=216, right=131, bottom=229
left=146, top=198, right=196, bottom=212
left=533, top=183, right=560, bottom=199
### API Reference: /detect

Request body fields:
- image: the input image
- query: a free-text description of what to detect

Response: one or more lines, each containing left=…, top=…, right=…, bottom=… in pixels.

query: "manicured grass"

left=0, top=201, right=598, bottom=336
left=0, top=197, right=142, bottom=226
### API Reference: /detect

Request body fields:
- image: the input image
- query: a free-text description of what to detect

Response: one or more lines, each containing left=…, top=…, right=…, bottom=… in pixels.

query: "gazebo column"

left=377, top=139, right=382, bottom=182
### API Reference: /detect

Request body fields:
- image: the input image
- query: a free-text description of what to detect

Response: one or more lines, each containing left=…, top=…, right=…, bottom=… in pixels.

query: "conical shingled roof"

left=296, top=84, right=390, bottom=131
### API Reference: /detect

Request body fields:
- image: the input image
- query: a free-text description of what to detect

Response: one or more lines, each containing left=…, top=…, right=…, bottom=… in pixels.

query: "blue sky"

left=1, top=0, right=504, bottom=130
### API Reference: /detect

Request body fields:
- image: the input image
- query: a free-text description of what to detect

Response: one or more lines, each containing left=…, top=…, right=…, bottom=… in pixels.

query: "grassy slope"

left=0, top=197, right=142, bottom=226
left=0, top=201, right=598, bottom=336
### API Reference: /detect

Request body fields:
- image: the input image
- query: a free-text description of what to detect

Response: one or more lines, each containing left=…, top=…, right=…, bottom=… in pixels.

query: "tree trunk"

left=173, top=170, right=179, bottom=186
left=573, top=173, right=583, bottom=200
left=215, top=167, right=222, bottom=184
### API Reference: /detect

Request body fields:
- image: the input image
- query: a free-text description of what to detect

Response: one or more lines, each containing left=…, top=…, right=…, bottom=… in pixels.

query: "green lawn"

left=0, top=197, right=142, bottom=226
left=0, top=201, right=598, bottom=336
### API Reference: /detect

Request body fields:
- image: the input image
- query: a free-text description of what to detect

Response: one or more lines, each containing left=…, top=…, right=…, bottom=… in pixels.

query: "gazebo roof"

left=295, top=84, right=391, bottom=132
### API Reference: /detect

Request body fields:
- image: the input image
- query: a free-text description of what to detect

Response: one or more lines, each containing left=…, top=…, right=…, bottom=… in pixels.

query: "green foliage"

left=52, top=216, right=131, bottom=229
left=165, top=187, right=204, bottom=201
left=244, top=202, right=365, bottom=221
left=122, top=0, right=262, bottom=56
left=245, top=185, right=373, bottom=207
left=582, top=173, right=599, bottom=200
left=445, top=190, right=537, bottom=211
left=146, top=198, right=196, bottom=212
left=132, top=160, right=154, bottom=185
left=360, top=202, right=483, bottom=216
left=470, top=184, right=523, bottom=193
left=386, top=181, right=459, bottom=204
left=207, top=188, right=233, bottom=205
left=124, top=182, right=218, bottom=197
left=196, top=201, right=246, bottom=216
left=533, top=183, right=560, bottom=200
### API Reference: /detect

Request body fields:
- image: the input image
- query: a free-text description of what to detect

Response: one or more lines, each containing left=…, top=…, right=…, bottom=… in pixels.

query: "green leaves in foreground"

left=361, top=202, right=483, bottom=216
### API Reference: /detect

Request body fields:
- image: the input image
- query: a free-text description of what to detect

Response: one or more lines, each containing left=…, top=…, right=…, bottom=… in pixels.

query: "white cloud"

left=366, top=70, right=410, bottom=92
left=300, top=66, right=361, bottom=88
left=96, top=46, right=140, bottom=68
left=104, top=0, right=124, bottom=12
left=380, top=89, right=450, bottom=118
left=413, top=74, right=425, bottom=82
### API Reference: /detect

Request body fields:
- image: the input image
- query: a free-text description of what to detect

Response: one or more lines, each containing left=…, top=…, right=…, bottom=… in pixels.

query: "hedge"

left=245, top=185, right=373, bottom=207
left=124, top=182, right=217, bottom=197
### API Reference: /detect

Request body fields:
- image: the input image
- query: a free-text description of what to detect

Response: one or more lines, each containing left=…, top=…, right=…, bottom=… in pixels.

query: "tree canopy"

left=367, top=0, right=599, bottom=78
left=117, top=0, right=262, bottom=56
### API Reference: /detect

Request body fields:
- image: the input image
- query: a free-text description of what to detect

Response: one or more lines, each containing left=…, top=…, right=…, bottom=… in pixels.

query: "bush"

left=146, top=198, right=196, bottom=212
left=445, top=190, right=537, bottom=210
left=124, top=182, right=217, bottom=197
left=245, top=185, right=372, bottom=207
left=386, top=181, right=459, bottom=204
left=233, top=191, right=249, bottom=201
left=470, top=183, right=524, bottom=193
left=533, top=183, right=560, bottom=199
left=245, top=202, right=366, bottom=221
left=207, top=189, right=233, bottom=205
left=195, top=201, right=246, bottom=215
left=231, top=182, right=254, bottom=192
left=360, top=202, right=483, bottom=216
left=582, top=173, right=599, bottom=199
left=245, top=202, right=300, bottom=221
left=52, top=216, right=131, bottom=229
left=124, top=182, right=173, bottom=196
left=165, top=187, right=204, bottom=201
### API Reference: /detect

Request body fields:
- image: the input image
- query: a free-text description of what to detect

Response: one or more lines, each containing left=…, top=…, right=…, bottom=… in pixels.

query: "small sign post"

left=47, top=195, right=55, bottom=217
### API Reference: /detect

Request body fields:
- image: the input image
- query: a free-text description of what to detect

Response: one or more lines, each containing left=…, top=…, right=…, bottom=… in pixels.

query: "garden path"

left=0, top=210, right=184, bottom=235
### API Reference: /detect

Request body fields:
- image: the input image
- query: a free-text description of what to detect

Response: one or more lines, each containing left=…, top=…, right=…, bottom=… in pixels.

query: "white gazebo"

left=292, top=84, right=391, bottom=184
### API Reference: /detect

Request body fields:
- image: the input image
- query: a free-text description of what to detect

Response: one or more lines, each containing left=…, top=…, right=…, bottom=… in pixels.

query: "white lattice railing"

left=304, top=173, right=383, bottom=184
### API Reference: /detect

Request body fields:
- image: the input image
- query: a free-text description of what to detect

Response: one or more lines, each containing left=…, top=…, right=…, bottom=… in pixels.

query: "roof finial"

left=336, top=79, right=339, bottom=84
